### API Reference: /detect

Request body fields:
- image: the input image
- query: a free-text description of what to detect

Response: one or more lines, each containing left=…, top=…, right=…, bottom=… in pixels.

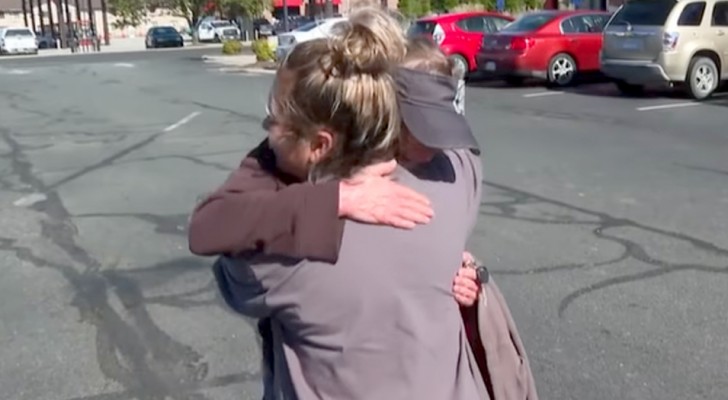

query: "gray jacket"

left=216, top=150, right=484, bottom=399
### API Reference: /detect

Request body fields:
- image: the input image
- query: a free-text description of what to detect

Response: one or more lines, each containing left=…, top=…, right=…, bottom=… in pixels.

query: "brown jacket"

left=463, top=267, right=540, bottom=400
left=188, top=140, right=344, bottom=263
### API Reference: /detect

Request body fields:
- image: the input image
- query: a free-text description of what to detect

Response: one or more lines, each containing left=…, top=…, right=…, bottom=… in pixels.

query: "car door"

left=456, top=16, right=487, bottom=56
left=710, top=0, right=728, bottom=76
left=560, top=15, right=602, bottom=71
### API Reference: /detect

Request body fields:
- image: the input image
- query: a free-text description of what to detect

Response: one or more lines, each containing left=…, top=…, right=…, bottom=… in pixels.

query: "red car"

left=477, top=10, right=611, bottom=87
left=408, top=11, right=514, bottom=75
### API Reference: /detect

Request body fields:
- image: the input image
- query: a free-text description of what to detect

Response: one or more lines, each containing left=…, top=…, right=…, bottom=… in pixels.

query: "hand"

left=339, top=160, right=433, bottom=229
left=452, top=266, right=480, bottom=307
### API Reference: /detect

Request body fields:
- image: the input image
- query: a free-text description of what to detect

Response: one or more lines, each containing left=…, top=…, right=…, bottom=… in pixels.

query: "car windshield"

left=500, top=13, right=556, bottom=32
left=610, top=0, right=676, bottom=26
left=295, top=20, right=324, bottom=32
left=407, top=20, right=437, bottom=36
left=6, top=29, right=33, bottom=37
left=211, top=22, right=233, bottom=28
left=154, top=27, right=178, bottom=35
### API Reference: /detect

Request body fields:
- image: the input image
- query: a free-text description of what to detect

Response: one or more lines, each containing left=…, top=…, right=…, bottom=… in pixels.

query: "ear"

left=309, top=129, right=334, bottom=164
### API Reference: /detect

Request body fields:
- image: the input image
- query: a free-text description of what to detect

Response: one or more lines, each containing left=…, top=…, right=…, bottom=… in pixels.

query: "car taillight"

left=509, top=36, right=532, bottom=51
left=662, top=31, right=679, bottom=51
left=432, top=23, right=445, bottom=45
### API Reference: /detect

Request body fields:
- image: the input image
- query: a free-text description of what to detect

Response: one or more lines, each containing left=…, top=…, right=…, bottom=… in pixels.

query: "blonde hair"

left=272, top=8, right=406, bottom=179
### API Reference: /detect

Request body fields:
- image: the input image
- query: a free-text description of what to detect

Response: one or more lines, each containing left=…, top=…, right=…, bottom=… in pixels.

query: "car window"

left=155, top=27, right=178, bottom=35
left=501, top=13, right=556, bottom=32
left=6, top=29, right=33, bottom=37
left=295, top=20, right=324, bottom=32
left=407, top=20, right=437, bottom=36
left=712, top=1, right=728, bottom=25
left=610, top=0, right=676, bottom=26
left=457, top=16, right=485, bottom=32
left=211, top=22, right=233, bottom=28
left=489, top=17, right=511, bottom=31
left=678, top=2, right=707, bottom=25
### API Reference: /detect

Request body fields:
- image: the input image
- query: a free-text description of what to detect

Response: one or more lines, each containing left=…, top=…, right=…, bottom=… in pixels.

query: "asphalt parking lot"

left=0, top=52, right=726, bottom=400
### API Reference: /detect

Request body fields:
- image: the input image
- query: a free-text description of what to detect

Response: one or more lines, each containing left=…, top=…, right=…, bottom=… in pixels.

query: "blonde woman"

left=209, top=11, right=484, bottom=399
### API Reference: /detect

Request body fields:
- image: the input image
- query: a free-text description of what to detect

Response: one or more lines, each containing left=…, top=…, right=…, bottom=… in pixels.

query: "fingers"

left=392, top=183, right=432, bottom=210
left=457, top=266, right=478, bottom=280
left=452, top=282, right=478, bottom=307
left=462, top=251, right=475, bottom=266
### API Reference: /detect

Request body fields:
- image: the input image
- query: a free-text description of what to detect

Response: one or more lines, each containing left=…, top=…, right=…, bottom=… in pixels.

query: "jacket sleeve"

left=188, top=140, right=346, bottom=263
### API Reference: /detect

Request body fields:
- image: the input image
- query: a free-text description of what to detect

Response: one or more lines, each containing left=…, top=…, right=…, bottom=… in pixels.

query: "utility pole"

left=282, top=0, right=289, bottom=32
left=100, top=0, right=109, bottom=45
left=22, top=0, right=29, bottom=27
left=45, top=0, right=55, bottom=40
left=56, top=0, right=67, bottom=48
left=29, top=0, right=37, bottom=34
left=324, top=0, right=332, bottom=17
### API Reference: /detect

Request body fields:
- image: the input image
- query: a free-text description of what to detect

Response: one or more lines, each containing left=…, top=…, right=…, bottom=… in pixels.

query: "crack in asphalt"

left=0, top=130, right=258, bottom=399
left=481, top=180, right=728, bottom=317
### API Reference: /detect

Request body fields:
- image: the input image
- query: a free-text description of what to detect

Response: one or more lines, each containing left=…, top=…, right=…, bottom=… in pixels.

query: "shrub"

left=252, top=38, right=275, bottom=62
left=222, top=40, right=242, bottom=55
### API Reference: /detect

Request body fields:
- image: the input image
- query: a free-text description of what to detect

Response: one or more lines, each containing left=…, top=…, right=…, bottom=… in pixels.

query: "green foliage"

left=108, top=0, right=147, bottom=28
left=220, top=0, right=268, bottom=19
left=251, top=38, right=274, bottom=61
left=399, top=0, right=432, bottom=17
left=222, top=39, right=243, bottom=55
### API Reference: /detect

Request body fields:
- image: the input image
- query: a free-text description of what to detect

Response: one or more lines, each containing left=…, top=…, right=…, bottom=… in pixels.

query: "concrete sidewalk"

left=202, top=53, right=277, bottom=74
left=31, top=37, right=225, bottom=58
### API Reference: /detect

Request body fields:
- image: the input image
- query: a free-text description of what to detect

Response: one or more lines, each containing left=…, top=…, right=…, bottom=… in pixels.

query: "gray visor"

left=394, top=67, right=479, bottom=151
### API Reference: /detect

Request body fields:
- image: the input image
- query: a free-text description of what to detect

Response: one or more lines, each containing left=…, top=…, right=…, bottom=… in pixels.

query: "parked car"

left=145, top=26, right=184, bottom=49
left=600, top=0, right=728, bottom=100
left=273, top=15, right=316, bottom=34
left=254, top=18, right=275, bottom=37
left=275, top=17, right=347, bottom=61
left=477, top=10, right=611, bottom=87
left=197, top=20, right=240, bottom=42
left=35, top=31, right=57, bottom=49
left=0, top=27, right=38, bottom=55
left=407, top=11, right=514, bottom=76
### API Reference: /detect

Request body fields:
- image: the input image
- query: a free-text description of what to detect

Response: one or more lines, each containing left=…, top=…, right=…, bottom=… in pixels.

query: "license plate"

left=622, top=38, right=643, bottom=50
left=485, top=61, right=496, bottom=71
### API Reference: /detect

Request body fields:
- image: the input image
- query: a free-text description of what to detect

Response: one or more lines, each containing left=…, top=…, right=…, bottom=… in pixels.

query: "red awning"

left=272, top=0, right=303, bottom=7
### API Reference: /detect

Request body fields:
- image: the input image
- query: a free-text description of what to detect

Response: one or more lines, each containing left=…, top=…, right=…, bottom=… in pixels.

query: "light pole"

left=324, top=0, right=332, bottom=17
left=283, top=0, right=288, bottom=32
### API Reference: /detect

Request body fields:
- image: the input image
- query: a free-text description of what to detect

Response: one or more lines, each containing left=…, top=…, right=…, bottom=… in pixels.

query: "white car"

left=0, top=27, right=38, bottom=55
left=275, top=17, right=347, bottom=61
left=196, top=20, right=240, bottom=42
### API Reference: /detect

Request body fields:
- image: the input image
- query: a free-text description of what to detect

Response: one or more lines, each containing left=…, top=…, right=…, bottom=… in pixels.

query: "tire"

left=547, top=53, right=577, bottom=87
left=449, top=54, right=469, bottom=79
left=615, top=80, right=644, bottom=96
left=685, top=56, right=719, bottom=100
left=505, top=76, right=524, bottom=86
left=214, top=34, right=221, bottom=43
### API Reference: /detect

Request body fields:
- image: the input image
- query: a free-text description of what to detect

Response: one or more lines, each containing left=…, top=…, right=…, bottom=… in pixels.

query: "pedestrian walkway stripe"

left=636, top=102, right=698, bottom=111
left=522, top=91, right=563, bottom=98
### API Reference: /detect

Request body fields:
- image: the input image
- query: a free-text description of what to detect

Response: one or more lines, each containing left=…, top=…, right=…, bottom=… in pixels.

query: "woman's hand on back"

left=338, top=160, right=433, bottom=229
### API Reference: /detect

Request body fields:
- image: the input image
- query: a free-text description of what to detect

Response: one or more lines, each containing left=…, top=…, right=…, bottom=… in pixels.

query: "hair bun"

left=321, top=8, right=405, bottom=78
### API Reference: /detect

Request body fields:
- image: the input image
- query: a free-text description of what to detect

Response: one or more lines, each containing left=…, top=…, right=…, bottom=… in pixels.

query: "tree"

left=108, top=0, right=147, bottom=28
left=220, top=0, right=268, bottom=19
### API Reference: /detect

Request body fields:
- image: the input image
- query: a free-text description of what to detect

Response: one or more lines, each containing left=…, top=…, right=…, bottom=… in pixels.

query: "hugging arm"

left=189, top=140, right=433, bottom=263
left=189, top=140, right=345, bottom=263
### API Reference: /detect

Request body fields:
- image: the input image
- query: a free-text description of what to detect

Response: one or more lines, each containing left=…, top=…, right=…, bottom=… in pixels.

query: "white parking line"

left=636, top=102, right=699, bottom=111
left=113, top=63, right=135, bottom=68
left=164, top=111, right=201, bottom=132
left=522, top=91, right=563, bottom=98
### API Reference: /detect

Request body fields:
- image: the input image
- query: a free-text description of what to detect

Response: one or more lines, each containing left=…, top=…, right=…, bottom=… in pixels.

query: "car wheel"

left=615, top=80, right=644, bottom=96
left=449, top=54, right=469, bottom=79
left=686, top=56, right=719, bottom=100
left=214, top=34, right=221, bottom=43
left=547, top=53, right=577, bottom=87
left=505, top=76, right=524, bottom=86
